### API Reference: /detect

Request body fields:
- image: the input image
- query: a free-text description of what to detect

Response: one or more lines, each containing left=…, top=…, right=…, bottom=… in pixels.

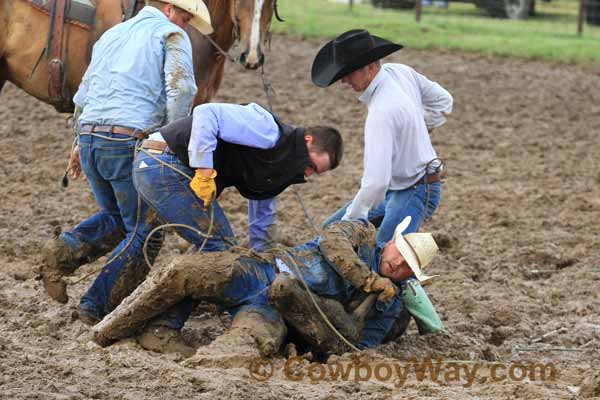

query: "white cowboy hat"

left=393, top=216, right=440, bottom=283
left=167, top=0, right=213, bottom=34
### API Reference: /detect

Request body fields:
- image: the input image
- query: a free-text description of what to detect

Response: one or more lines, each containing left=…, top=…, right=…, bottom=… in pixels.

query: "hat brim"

left=190, top=15, right=213, bottom=35
left=393, top=218, right=438, bottom=283
left=311, top=35, right=403, bottom=88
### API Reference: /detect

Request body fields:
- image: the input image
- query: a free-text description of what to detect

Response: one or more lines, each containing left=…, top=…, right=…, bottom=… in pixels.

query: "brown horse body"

left=0, top=0, right=277, bottom=112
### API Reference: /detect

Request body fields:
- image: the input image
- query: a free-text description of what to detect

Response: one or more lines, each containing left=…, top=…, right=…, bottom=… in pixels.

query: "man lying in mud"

left=92, top=216, right=444, bottom=358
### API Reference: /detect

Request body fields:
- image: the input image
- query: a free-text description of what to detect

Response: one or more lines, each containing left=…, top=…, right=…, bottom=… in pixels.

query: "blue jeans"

left=323, top=181, right=441, bottom=245
left=133, top=150, right=238, bottom=329
left=70, top=132, right=161, bottom=319
left=132, top=151, right=237, bottom=251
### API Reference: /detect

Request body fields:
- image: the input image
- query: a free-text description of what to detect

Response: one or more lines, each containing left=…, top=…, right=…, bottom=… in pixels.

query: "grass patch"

left=272, top=0, right=600, bottom=64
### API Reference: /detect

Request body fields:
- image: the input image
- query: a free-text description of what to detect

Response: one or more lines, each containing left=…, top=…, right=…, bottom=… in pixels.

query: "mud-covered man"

left=92, top=216, right=444, bottom=358
left=40, top=0, right=213, bottom=324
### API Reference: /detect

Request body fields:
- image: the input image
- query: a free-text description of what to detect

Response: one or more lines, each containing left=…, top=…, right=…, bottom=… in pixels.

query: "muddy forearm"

left=319, top=221, right=377, bottom=290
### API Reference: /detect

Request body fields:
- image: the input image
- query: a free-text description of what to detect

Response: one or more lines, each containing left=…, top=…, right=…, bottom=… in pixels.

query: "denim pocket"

left=96, top=144, right=135, bottom=181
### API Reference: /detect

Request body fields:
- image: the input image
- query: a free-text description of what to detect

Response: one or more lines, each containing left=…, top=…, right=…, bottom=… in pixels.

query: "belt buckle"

left=146, top=148, right=164, bottom=155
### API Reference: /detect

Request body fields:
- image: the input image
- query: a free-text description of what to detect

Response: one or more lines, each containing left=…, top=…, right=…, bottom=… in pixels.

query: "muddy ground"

left=0, top=34, right=599, bottom=399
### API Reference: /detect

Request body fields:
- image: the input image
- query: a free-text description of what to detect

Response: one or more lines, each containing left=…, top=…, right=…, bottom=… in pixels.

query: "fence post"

left=578, top=0, right=584, bottom=35
left=416, top=0, right=422, bottom=22
left=350, top=0, right=354, bottom=11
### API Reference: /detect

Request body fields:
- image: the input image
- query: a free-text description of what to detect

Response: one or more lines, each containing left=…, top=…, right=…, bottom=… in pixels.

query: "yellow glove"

left=190, top=169, right=217, bottom=209
left=363, top=272, right=397, bottom=303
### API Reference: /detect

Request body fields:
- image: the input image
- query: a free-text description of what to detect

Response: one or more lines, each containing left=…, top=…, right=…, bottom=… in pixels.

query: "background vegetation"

left=273, top=0, right=600, bottom=64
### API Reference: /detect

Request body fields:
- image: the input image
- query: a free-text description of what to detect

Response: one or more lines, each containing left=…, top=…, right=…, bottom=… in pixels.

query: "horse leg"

left=0, top=58, right=6, bottom=94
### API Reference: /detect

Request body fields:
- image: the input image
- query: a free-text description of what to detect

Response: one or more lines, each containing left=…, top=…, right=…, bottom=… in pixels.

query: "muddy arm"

left=318, top=221, right=380, bottom=291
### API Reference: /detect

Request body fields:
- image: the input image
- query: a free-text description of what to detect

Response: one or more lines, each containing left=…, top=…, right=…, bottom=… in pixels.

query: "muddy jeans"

left=70, top=131, right=162, bottom=319
left=93, top=252, right=280, bottom=342
left=323, top=181, right=441, bottom=245
left=132, top=150, right=240, bottom=328
left=133, top=151, right=237, bottom=251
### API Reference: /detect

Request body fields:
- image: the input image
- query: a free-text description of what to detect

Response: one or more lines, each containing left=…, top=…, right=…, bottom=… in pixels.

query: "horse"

left=0, top=0, right=283, bottom=113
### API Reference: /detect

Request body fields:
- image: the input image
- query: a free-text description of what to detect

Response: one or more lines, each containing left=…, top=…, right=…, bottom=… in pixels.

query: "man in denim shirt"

left=92, top=216, right=444, bottom=357
left=40, top=0, right=212, bottom=328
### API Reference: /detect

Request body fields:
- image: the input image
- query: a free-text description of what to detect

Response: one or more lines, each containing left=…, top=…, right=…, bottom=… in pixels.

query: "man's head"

left=379, top=216, right=439, bottom=283
left=147, top=0, right=212, bottom=33
left=341, top=61, right=380, bottom=92
left=311, top=29, right=402, bottom=88
left=303, top=126, right=343, bottom=177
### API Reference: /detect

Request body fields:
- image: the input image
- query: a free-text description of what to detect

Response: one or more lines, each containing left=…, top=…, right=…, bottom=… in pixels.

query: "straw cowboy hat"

left=311, top=29, right=403, bottom=88
left=393, top=216, right=439, bottom=283
left=166, top=0, right=213, bottom=34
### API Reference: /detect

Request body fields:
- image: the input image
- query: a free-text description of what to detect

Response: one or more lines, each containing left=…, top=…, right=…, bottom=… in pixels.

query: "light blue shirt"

left=188, top=103, right=280, bottom=168
left=74, top=6, right=197, bottom=131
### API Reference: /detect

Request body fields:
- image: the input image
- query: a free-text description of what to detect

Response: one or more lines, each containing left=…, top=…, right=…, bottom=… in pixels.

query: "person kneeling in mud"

left=92, top=216, right=444, bottom=359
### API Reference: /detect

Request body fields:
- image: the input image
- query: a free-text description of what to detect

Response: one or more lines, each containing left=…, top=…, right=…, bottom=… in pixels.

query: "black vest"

left=160, top=113, right=310, bottom=200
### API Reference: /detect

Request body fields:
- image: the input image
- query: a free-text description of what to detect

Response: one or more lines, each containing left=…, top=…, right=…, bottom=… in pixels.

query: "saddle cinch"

left=29, top=0, right=140, bottom=112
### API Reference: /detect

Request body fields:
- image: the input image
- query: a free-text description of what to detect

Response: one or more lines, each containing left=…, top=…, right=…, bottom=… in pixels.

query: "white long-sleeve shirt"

left=342, top=63, right=453, bottom=221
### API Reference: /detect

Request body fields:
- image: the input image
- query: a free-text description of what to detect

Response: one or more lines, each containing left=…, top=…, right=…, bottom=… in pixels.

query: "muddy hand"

left=364, top=273, right=397, bottom=302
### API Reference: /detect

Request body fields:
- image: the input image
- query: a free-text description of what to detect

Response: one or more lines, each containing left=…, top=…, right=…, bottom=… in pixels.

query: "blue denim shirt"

left=278, top=228, right=405, bottom=348
left=74, top=6, right=197, bottom=130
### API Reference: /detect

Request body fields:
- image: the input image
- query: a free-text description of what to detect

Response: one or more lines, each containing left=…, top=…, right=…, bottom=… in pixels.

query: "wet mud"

left=0, top=34, right=599, bottom=399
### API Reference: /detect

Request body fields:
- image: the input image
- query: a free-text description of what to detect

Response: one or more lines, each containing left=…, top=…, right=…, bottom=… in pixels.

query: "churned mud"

left=0, top=34, right=599, bottom=399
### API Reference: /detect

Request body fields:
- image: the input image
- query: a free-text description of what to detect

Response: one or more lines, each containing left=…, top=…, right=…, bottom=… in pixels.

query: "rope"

left=203, top=33, right=236, bottom=64
left=261, top=64, right=275, bottom=113
left=135, top=146, right=240, bottom=269
left=61, top=135, right=78, bottom=188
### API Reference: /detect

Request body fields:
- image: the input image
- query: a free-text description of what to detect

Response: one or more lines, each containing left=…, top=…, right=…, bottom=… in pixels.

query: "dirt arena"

left=0, top=34, right=599, bottom=399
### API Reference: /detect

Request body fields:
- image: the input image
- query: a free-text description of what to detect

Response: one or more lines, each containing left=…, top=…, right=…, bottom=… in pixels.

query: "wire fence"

left=353, top=0, right=600, bottom=33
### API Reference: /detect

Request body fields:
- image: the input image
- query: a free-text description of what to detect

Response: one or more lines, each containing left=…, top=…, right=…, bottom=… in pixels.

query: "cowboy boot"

left=40, top=236, right=79, bottom=304
left=136, top=325, right=196, bottom=358
left=41, top=228, right=125, bottom=304
left=269, top=274, right=364, bottom=355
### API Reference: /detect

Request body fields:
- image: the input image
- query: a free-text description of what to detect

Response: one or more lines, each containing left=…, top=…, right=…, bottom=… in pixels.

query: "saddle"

left=29, top=0, right=141, bottom=112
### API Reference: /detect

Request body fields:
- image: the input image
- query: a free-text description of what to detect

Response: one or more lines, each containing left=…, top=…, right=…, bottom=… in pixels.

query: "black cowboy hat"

left=311, top=30, right=403, bottom=88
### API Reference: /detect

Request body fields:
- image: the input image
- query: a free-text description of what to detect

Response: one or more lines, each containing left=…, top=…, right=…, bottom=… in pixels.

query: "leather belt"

left=80, top=125, right=145, bottom=140
left=421, top=173, right=441, bottom=185
left=140, top=139, right=172, bottom=154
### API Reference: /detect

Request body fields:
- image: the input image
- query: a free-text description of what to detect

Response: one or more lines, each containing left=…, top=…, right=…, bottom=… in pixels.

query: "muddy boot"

left=40, top=228, right=124, bottom=304
left=184, top=308, right=286, bottom=369
left=40, top=237, right=78, bottom=304
left=269, top=274, right=361, bottom=355
left=77, top=305, right=102, bottom=327
left=136, top=325, right=196, bottom=358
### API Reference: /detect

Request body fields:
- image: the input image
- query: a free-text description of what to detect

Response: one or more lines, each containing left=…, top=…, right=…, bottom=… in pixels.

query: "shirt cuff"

left=188, top=151, right=213, bottom=169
